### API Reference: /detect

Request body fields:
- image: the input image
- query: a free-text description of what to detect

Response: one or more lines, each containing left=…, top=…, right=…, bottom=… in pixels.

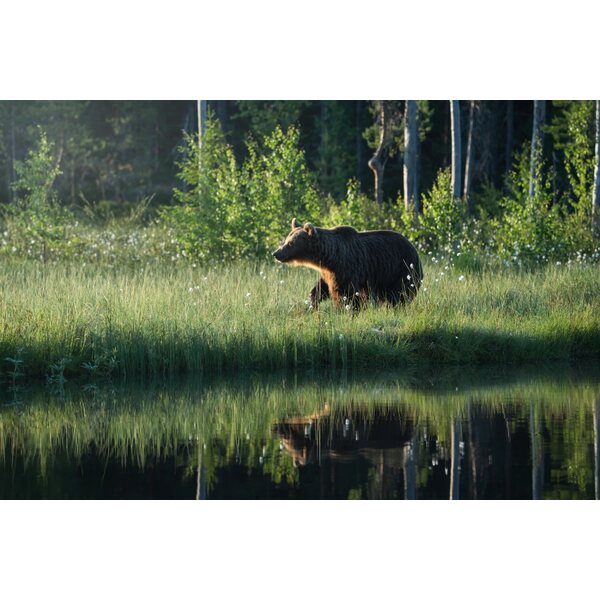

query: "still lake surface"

left=1, top=365, right=599, bottom=500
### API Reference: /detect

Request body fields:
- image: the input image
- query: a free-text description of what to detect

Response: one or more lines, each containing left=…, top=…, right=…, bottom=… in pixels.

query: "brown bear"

left=272, top=218, right=423, bottom=308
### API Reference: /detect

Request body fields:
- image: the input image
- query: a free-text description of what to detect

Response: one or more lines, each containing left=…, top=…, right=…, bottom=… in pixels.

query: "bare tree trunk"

left=593, top=101, right=600, bottom=237
left=368, top=102, right=388, bottom=206
left=414, top=107, right=421, bottom=213
left=450, top=101, right=462, bottom=198
left=403, top=100, right=418, bottom=213
left=529, top=100, right=546, bottom=198
left=463, top=100, right=476, bottom=209
left=450, top=417, right=461, bottom=500
left=505, top=100, right=514, bottom=175
left=197, top=100, right=208, bottom=152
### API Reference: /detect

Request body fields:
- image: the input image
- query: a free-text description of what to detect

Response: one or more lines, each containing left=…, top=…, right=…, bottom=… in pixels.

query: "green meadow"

left=1, top=257, right=599, bottom=381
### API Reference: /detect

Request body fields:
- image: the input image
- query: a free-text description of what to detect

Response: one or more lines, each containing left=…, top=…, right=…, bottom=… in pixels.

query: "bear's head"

left=272, top=218, right=318, bottom=264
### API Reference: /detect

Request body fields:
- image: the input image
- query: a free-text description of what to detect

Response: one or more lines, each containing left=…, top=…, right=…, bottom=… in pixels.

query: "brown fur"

left=272, top=219, right=423, bottom=308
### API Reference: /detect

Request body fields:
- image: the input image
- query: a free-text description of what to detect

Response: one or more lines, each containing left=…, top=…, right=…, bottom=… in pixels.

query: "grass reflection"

left=1, top=365, right=599, bottom=499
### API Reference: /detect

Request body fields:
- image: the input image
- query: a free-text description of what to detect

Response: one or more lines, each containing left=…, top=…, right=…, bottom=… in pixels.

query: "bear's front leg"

left=309, top=278, right=329, bottom=309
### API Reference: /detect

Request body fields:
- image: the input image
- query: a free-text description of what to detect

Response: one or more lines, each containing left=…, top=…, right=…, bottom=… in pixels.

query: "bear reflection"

left=273, top=405, right=414, bottom=467
left=273, top=406, right=417, bottom=499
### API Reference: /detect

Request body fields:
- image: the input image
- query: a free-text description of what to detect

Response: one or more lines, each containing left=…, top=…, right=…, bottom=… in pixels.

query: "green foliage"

left=234, top=101, right=310, bottom=140
left=362, top=101, right=404, bottom=156
left=314, top=101, right=359, bottom=198
left=418, top=169, right=466, bottom=251
left=548, top=101, right=596, bottom=206
left=492, top=145, right=595, bottom=263
left=416, top=100, right=434, bottom=142
left=162, top=120, right=241, bottom=260
left=164, top=118, right=320, bottom=260
left=322, top=179, right=394, bottom=230
left=242, top=125, right=321, bottom=250
left=11, top=127, right=62, bottom=209
left=2, top=129, right=69, bottom=261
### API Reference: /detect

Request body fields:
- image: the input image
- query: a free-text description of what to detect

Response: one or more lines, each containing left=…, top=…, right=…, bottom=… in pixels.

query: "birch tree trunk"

left=450, top=100, right=462, bottom=198
left=403, top=100, right=418, bottom=215
left=414, top=107, right=421, bottom=213
left=197, top=100, right=207, bottom=152
left=463, top=100, right=476, bottom=208
left=528, top=100, right=546, bottom=198
left=368, top=102, right=388, bottom=206
left=593, top=100, right=600, bottom=237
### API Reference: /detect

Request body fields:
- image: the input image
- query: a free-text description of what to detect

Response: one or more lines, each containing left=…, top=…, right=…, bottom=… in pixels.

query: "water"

left=1, top=365, right=599, bottom=499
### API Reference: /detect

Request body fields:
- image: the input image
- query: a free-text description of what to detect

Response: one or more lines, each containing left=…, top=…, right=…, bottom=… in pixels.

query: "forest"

left=0, top=100, right=599, bottom=379
left=0, top=100, right=599, bottom=264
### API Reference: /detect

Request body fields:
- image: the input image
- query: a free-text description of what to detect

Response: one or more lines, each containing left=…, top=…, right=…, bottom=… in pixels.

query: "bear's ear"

left=304, top=223, right=317, bottom=236
left=291, top=217, right=302, bottom=229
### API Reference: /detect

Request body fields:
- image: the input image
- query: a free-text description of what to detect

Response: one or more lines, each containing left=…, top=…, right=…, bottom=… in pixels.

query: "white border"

left=2, top=2, right=599, bottom=598
left=2, top=1, right=599, bottom=99
left=1, top=501, right=597, bottom=599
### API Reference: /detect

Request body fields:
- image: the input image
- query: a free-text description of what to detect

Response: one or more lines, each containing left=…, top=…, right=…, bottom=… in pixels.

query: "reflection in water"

left=595, top=398, right=600, bottom=500
left=1, top=366, right=599, bottom=499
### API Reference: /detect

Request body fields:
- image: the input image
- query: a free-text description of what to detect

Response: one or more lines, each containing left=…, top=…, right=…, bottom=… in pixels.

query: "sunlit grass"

left=1, top=257, right=599, bottom=379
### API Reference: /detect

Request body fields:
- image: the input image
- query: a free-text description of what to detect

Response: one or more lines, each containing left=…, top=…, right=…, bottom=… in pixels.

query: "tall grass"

left=1, top=258, right=599, bottom=379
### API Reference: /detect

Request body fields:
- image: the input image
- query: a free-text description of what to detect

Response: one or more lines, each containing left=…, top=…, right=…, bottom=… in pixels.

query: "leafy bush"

left=492, top=146, right=596, bottom=263
left=322, top=178, right=395, bottom=230
left=242, top=126, right=321, bottom=251
left=1, top=129, right=70, bottom=261
left=418, top=169, right=466, bottom=252
left=162, top=119, right=241, bottom=260
left=163, top=118, right=320, bottom=260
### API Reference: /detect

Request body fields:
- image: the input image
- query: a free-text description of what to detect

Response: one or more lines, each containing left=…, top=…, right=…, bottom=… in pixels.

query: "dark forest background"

left=0, top=100, right=550, bottom=205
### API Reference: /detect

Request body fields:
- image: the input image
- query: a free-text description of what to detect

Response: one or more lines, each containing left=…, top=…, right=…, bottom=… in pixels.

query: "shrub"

left=241, top=125, right=321, bottom=251
left=163, top=118, right=321, bottom=260
left=322, top=179, right=394, bottom=231
left=492, top=146, right=596, bottom=263
left=1, top=129, right=70, bottom=261
left=418, top=169, right=466, bottom=252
